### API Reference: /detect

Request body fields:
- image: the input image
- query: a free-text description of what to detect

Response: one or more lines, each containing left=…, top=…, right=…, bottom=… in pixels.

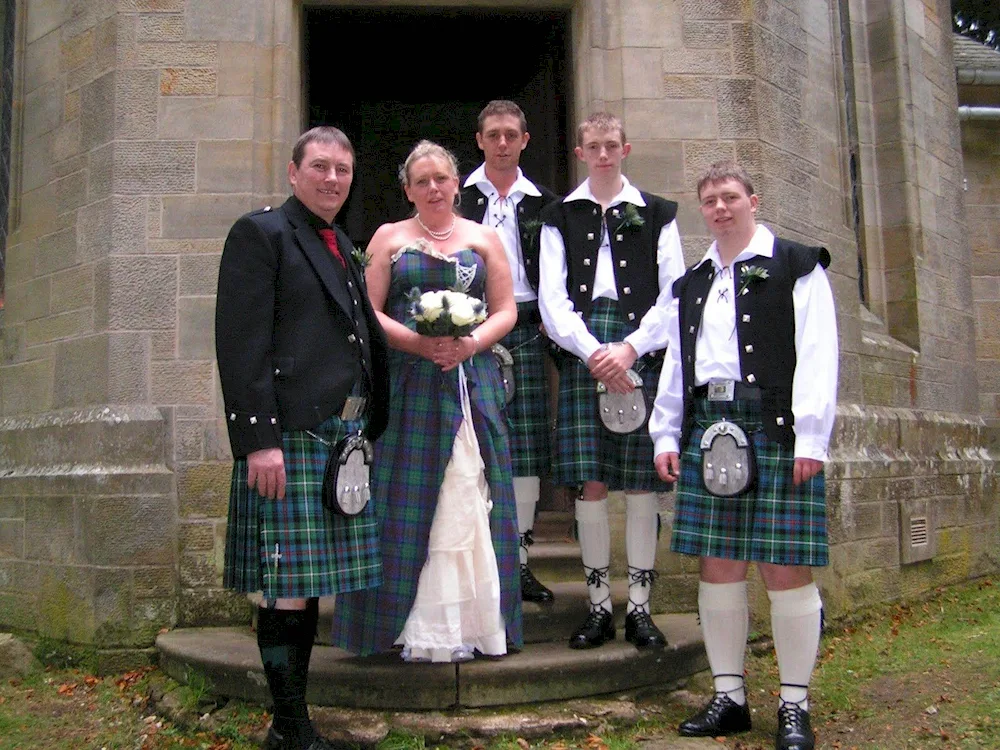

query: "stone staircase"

left=157, top=510, right=706, bottom=709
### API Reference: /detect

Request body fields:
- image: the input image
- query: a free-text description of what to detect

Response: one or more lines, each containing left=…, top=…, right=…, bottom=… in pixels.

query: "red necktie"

left=317, top=228, right=346, bottom=268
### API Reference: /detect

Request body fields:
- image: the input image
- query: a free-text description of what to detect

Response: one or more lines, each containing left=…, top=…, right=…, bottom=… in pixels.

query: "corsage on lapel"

left=614, top=203, right=645, bottom=235
left=737, top=264, right=769, bottom=296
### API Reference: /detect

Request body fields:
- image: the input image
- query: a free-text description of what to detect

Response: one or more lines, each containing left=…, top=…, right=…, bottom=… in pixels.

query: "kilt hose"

left=223, top=413, right=382, bottom=599
left=671, top=396, right=828, bottom=566
left=499, top=301, right=551, bottom=478
left=552, top=297, right=671, bottom=492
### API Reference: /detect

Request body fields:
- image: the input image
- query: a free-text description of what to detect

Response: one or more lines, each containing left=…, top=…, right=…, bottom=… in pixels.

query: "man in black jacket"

left=461, top=100, right=559, bottom=603
left=215, top=126, right=389, bottom=750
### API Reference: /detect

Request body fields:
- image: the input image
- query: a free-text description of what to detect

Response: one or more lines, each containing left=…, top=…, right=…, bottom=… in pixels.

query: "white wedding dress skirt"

left=396, top=365, right=507, bottom=662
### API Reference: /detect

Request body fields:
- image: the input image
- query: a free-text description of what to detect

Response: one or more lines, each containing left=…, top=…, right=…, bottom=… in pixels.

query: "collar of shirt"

left=562, top=175, right=646, bottom=208
left=701, top=224, right=774, bottom=271
left=463, top=164, right=541, bottom=201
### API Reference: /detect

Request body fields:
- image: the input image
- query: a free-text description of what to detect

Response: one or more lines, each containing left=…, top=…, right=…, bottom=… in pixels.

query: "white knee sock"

left=769, top=583, right=823, bottom=711
left=699, top=581, right=749, bottom=705
left=575, top=498, right=611, bottom=613
left=514, top=476, right=540, bottom=566
left=625, top=492, right=658, bottom=614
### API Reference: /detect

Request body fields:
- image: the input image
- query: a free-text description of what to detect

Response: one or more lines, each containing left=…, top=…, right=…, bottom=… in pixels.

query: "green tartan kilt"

left=499, top=301, right=551, bottom=477
left=671, top=397, right=828, bottom=566
left=223, top=414, right=383, bottom=599
left=552, top=297, right=670, bottom=491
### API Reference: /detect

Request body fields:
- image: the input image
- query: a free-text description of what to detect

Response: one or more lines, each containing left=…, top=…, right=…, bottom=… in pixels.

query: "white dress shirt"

left=464, top=164, right=541, bottom=303
left=538, top=176, right=686, bottom=361
left=649, top=224, right=839, bottom=461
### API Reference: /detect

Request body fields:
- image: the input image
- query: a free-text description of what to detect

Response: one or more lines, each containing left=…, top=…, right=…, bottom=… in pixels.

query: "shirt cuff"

left=654, top=435, right=680, bottom=456
left=623, top=330, right=652, bottom=359
left=793, top=434, right=828, bottom=462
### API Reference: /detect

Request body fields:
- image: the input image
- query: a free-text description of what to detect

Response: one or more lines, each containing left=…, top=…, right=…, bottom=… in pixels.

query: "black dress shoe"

left=520, top=564, right=554, bottom=603
left=624, top=610, right=667, bottom=649
left=776, top=703, right=815, bottom=750
left=568, top=608, right=615, bottom=649
left=677, top=693, right=752, bottom=737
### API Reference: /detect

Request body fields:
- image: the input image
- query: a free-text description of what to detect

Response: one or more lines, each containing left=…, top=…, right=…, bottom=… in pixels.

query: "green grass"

left=2, top=577, right=999, bottom=749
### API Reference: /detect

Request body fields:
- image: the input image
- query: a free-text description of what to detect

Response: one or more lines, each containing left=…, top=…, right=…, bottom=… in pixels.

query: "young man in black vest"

left=461, top=100, right=559, bottom=603
left=539, top=112, right=686, bottom=650
left=650, top=161, right=838, bottom=750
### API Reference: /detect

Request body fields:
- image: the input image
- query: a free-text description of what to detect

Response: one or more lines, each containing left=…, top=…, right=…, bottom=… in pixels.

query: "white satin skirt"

left=396, top=365, right=507, bottom=662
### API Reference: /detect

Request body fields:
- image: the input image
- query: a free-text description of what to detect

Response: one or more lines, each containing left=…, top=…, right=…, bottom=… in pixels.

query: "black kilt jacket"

left=215, top=196, right=390, bottom=458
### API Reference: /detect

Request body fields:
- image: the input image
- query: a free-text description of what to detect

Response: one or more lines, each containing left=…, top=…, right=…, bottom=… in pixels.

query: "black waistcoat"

left=673, top=236, right=831, bottom=450
left=460, top=179, right=558, bottom=292
left=540, top=192, right=677, bottom=325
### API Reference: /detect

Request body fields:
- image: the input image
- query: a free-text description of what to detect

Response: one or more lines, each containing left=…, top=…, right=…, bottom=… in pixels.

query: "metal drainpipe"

left=956, top=68, right=1000, bottom=120
left=957, top=68, right=1000, bottom=86
left=958, top=106, right=1000, bottom=121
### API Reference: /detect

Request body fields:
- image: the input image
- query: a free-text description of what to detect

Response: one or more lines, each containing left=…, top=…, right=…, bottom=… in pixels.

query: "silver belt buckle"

left=707, top=379, right=735, bottom=402
left=339, top=396, right=367, bottom=421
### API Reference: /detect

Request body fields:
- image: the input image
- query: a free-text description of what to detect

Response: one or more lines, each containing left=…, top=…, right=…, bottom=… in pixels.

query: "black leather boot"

left=678, top=692, right=752, bottom=737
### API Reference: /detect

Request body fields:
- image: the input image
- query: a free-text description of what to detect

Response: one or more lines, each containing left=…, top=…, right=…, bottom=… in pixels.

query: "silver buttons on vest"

left=250, top=416, right=257, bottom=424
left=696, top=297, right=702, bottom=304
left=584, top=258, right=591, bottom=266
left=745, top=344, right=753, bottom=353
left=580, top=284, right=588, bottom=292
left=616, top=234, right=624, bottom=241
left=689, top=326, right=696, bottom=333
left=742, top=314, right=751, bottom=322
left=348, top=334, right=357, bottom=343
left=628, top=312, right=636, bottom=321
left=620, top=260, right=627, bottom=267
left=776, top=416, right=785, bottom=426
left=587, top=232, right=595, bottom=240
left=623, top=287, right=631, bottom=295
left=746, top=374, right=756, bottom=383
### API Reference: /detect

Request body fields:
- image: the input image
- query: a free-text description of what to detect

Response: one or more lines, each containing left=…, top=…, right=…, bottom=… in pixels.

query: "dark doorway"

left=304, top=5, right=572, bottom=244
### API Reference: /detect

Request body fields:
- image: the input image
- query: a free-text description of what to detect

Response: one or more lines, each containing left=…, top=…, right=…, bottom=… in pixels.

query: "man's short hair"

left=398, top=140, right=460, bottom=187
left=477, top=100, right=527, bottom=134
left=292, top=126, right=355, bottom=167
left=576, top=112, right=626, bottom=147
left=696, top=160, right=755, bottom=200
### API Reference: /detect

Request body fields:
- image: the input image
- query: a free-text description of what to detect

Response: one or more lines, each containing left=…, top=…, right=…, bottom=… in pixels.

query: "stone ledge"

left=0, top=405, right=168, bottom=468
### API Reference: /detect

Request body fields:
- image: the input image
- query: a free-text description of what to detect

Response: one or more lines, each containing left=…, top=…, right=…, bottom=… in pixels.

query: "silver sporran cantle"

left=700, top=419, right=756, bottom=497
left=491, top=343, right=515, bottom=405
left=596, top=369, right=648, bottom=434
left=322, top=433, right=374, bottom=516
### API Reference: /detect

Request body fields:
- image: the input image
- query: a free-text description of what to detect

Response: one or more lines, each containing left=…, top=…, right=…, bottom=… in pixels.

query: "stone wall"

left=0, top=0, right=997, bottom=660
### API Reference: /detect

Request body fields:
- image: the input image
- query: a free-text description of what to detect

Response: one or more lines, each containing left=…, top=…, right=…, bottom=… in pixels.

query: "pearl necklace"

left=415, top=213, right=456, bottom=241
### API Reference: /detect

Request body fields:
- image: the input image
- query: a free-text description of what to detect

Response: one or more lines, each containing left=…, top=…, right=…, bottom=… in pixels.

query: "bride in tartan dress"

left=331, top=141, right=523, bottom=661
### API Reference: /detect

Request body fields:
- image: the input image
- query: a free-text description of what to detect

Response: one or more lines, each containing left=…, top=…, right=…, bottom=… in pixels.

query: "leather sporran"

left=700, top=419, right=756, bottom=497
left=596, top=369, right=648, bottom=434
left=322, top=433, right=374, bottom=516
left=491, top=343, right=515, bottom=405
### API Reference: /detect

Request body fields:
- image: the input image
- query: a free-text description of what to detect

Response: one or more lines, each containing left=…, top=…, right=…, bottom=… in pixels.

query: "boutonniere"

left=351, top=245, right=372, bottom=270
left=737, top=264, right=769, bottom=295
left=521, top=216, right=544, bottom=251
left=614, top=203, right=645, bottom=234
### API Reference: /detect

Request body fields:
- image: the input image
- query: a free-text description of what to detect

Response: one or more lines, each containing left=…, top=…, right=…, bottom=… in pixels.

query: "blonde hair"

left=398, top=140, right=460, bottom=187
left=576, top=112, right=626, bottom=147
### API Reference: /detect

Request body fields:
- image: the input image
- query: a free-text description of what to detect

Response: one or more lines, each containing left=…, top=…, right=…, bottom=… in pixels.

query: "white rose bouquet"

left=407, top=287, right=487, bottom=337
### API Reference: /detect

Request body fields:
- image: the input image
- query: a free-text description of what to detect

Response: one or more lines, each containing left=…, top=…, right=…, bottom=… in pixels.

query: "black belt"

left=692, top=381, right=762, bottom=401
left=516, top=307, right=542, bottom=328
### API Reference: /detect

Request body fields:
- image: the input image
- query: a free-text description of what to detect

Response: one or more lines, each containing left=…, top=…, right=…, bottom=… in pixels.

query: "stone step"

left=314, top=581, right=635, bottom=646
left=525, top=540, right=584, bottom=584
left=156, top=613, right=705, bottom=710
